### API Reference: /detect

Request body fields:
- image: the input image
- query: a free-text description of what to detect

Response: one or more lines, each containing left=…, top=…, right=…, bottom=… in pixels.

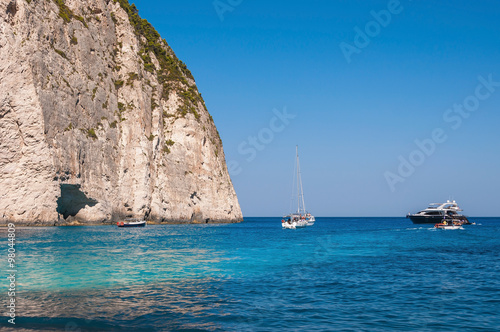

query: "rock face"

left=0, top=0, right=243, bottom=225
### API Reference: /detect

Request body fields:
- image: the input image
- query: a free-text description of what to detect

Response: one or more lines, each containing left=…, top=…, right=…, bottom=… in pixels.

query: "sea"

left=2, top=217, right=500, bottom=331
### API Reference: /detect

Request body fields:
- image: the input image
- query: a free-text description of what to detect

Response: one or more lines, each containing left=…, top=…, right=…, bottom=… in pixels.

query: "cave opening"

left=56, top=184, right=98, bottom=219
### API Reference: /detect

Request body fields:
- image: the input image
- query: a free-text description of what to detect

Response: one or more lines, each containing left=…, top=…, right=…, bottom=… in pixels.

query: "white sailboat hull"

left=282, top=220, right=308, bottom=229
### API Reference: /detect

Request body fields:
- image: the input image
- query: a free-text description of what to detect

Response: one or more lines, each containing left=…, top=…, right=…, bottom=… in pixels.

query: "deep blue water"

left=2, top=218, right=500, bottom=331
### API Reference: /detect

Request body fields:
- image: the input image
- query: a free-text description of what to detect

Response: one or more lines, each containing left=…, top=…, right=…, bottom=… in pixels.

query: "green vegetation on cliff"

left=113, top=0, right=209, bottom=121
left=53, top=0, right=88, bottom=28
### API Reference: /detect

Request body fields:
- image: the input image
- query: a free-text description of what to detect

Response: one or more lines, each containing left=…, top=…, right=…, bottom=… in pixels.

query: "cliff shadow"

left=56, top=184, right=98, bottom=219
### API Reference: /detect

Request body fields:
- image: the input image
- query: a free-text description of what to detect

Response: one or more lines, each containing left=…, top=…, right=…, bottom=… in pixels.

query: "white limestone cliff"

left=0, top=0, right=242, bottom=225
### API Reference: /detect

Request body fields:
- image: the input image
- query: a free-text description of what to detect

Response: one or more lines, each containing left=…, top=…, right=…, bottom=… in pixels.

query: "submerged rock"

left=0, top=0, right=242, bottom=225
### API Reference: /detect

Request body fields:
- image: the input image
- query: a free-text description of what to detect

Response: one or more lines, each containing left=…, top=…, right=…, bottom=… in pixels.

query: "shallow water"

left=2, top=218, right=500, bottom=331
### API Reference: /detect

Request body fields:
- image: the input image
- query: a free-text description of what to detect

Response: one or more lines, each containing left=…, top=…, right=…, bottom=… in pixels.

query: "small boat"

left=117, top=220, right=146, bottom=227
left=434, top=221, right=462, bottom=230
left=407, top=200, right=470, bottom=224
left=282, top=146, right=315, bottom=229
left=434, top=224, right=462, bottom=230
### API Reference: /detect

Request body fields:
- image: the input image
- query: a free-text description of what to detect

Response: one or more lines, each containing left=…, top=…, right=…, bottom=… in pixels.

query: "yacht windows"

left=426, top=211, right=442, bottom=216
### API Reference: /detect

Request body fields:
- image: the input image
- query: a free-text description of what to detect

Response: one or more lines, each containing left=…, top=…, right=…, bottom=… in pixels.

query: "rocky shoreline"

left=0, top=218, right=243, bottom=227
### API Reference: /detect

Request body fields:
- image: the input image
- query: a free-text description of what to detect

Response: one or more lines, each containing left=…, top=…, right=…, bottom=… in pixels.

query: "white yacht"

left=406, top=200, right=470, bottom=225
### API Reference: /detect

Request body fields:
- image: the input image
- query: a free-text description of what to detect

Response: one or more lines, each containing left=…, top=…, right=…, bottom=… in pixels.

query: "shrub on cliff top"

left=113, top=0, right=195, bottom=84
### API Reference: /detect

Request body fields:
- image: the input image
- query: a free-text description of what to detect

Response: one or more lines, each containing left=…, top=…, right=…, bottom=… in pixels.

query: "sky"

left=132, top=0, right=500, bottom=217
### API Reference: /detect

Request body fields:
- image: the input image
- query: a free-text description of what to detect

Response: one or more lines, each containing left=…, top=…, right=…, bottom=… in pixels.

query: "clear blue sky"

left=132, top=0, right=500, bottom=217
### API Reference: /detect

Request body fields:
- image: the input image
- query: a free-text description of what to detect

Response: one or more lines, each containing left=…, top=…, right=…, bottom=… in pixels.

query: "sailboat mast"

left=296, top=146, right=300, bottom=214
left=298, top=148, right=306, bottom=214
left=296, top=145, right=307, bottom=215
left=300, top=168, right=306, bottom=214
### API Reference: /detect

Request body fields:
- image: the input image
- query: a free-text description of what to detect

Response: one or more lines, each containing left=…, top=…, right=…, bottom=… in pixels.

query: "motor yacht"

left=406, top=200, right=470, bottom=224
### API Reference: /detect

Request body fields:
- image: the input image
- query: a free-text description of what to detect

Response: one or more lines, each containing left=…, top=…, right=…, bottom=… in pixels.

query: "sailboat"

left=282, top=146, right=315, bottom=229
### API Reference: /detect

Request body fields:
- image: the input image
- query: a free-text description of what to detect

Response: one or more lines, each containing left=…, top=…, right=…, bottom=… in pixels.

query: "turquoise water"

left=3, top=218, right=500, bottom=331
